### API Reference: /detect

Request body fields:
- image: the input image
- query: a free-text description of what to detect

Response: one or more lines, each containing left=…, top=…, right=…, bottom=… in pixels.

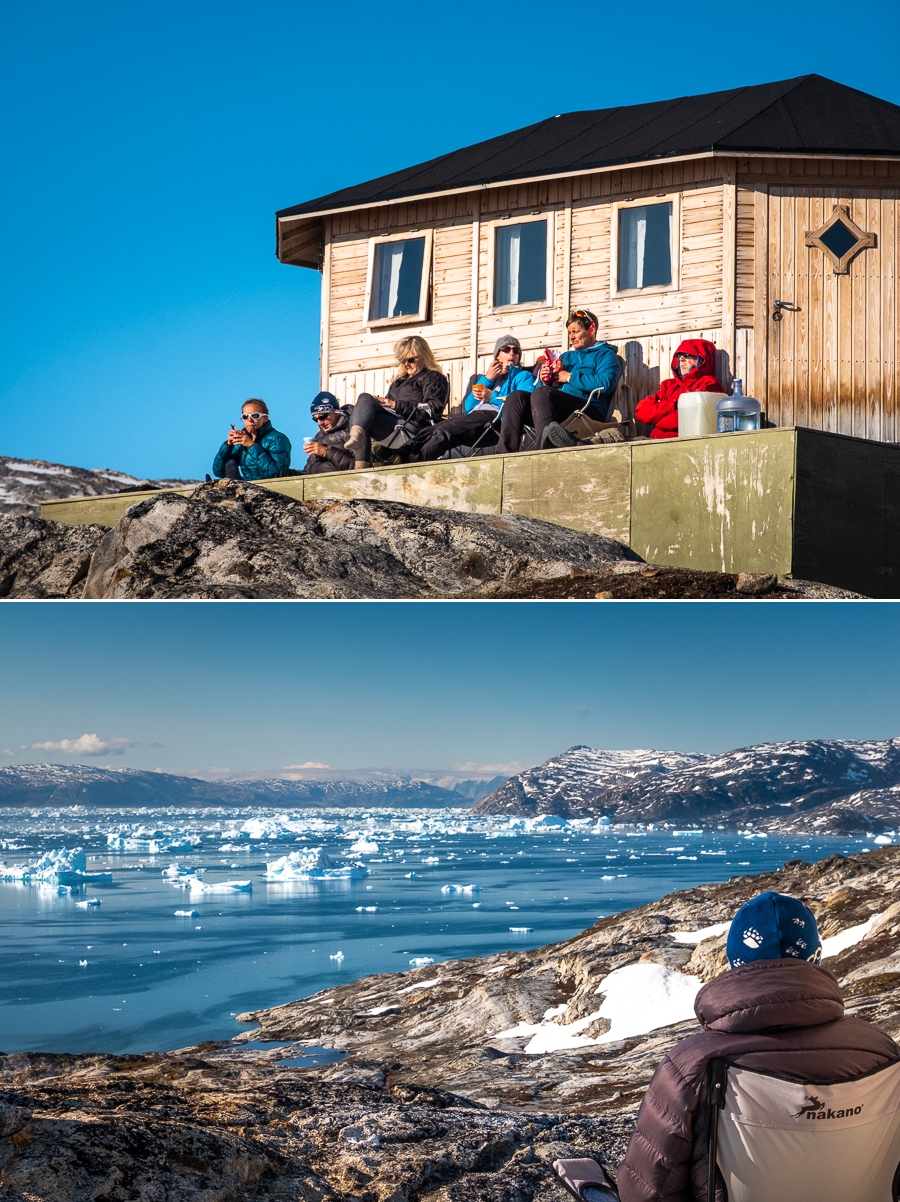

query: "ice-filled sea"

left=0, top=806, right=873, bottom=1054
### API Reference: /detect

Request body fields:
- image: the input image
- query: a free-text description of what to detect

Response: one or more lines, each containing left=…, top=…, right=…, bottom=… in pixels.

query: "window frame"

left=609, top=194, right=681, bottom=299
left=363, top=229, right=433, bottom=329
left=487, top=212, right=555, bottom=314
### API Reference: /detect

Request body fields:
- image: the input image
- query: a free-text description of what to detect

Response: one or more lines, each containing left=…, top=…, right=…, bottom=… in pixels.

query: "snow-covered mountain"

left=0, top=456, right=197, bottom=516
left=473, top=746, right=707, bottom=816
left=474, top=740, right=900, bottom=834
left=0, top=764, right=465, bottom=809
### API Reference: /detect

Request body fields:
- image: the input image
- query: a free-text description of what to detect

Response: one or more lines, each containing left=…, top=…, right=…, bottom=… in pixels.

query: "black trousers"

left=222, top=456, right=241, bottom=480
left=405, top=409, right=500, bottom=461
left=497, top=387, right=590, bottom=454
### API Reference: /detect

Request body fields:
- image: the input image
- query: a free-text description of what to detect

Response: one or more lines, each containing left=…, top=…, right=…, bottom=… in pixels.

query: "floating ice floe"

left=330, top=950, right=345, bottom=962
left=0, top=847, right=112, bottom=885
left=422, top=856, right=440, bottom=864
left=408, top=956, right=434, bottom=968
left=175, top=909, right=200, bottom=917
left=75, top=898, right=101, bottom=908
left=493, top=962, right=703, bottom=1054
left=525, top=814, right=569, bottom=831
left=348, top=838, right=379, bottom=855
left=355, top=905, right=379, bottom=912
left=162, top=863, right=201, bottom=878
left=874, top=835, right=893, bottom=845
left=265, top=848, right=367, bottom=881
left=509, top=926, right=533, bottom=932
left=79, top=959, right=88, bottom=967
left=404, top=871, right=418, bottom=879
left=440, top=883, right=480, bottom=894
left=169, top=873, right=250, bottom=894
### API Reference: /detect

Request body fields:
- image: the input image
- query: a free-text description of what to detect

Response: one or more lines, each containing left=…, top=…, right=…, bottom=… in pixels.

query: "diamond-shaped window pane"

left=818, top=219, right=861, bottom=261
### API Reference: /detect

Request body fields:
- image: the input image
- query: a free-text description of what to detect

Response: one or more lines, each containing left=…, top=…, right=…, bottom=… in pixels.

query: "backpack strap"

left=707, top=1059, right=727, bottom=1202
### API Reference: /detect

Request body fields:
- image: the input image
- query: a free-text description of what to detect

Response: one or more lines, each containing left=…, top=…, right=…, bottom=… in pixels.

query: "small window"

left=368, top=236, right=427, bottom=322
left=617, top=202, right=672, bottom=290
left=494, top=220, right=547, bottom=307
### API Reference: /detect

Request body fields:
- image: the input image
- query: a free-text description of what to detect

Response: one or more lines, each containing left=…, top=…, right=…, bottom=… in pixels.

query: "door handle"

left=772, top=300, right=801, bottom=322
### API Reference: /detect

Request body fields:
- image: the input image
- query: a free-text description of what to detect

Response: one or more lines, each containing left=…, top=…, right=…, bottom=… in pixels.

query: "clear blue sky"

left=2, top=0, right=900, bottom=480
left=0, top=602, right=896, bottom=779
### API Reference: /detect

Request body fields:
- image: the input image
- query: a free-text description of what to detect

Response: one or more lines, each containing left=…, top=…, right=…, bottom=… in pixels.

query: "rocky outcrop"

left=0, top=454, right=196, bottom=517
left=0, top=514, right=106, bottom=598
left=1, top=481, right=862, bottom=600
left=3, top=848, right=899, bottom=1201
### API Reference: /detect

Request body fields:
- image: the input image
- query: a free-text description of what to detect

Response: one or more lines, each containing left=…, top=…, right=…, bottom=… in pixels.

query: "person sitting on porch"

left=634, top=338, right=725, bottom=439
left=344, top=337, right=449, bottom=468
left=496, top=310, right=621, bottom=454
left=212, top=399, right=292, bottom=480
left=401, top=335, right=535, bottom=462
left=301, top=392, right=355, bottom=475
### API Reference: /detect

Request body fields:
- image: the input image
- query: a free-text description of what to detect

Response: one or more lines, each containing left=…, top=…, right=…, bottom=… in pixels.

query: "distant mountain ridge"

left=473, top=740, right=900, bottom=835
left=0, top=764, right=471, bottom=809
left=0, top=456, right=197, bottom=516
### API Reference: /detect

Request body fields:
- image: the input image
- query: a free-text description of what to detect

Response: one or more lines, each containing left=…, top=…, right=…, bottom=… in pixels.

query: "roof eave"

left=276, top=146, right=900, bottom=270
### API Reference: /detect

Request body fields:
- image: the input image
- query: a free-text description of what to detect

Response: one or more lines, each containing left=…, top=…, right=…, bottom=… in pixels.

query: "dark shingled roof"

left=279, top=76, right=900, bottom=218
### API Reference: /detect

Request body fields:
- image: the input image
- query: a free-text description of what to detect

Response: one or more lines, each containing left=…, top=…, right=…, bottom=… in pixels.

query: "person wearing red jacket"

left=634, top=339, right=725, bottom=439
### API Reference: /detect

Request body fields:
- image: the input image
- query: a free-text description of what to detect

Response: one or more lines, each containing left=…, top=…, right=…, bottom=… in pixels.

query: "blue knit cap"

left=726, top=891, right=822, bottom=968
left=310, top=391, right=340, bottom=416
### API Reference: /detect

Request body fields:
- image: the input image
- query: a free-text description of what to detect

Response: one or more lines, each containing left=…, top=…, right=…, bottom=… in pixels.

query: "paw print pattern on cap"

left=742, top=927, right=763, bottom=948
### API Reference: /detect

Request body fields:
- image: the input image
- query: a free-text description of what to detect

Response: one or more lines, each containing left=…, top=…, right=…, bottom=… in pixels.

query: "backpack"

left=707, top=1058, right=900, bottom=1201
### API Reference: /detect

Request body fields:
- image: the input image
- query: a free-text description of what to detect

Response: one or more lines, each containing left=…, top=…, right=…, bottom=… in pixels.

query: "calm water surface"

left=0, top=808, right=864, bottom=1054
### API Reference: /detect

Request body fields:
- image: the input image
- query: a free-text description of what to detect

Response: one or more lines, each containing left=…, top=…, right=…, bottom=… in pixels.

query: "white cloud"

left=1, top=748, right=12, bottom=756
left=283, top=762, right=331, bottom=770
left=31, top=733, right=137, bottom=757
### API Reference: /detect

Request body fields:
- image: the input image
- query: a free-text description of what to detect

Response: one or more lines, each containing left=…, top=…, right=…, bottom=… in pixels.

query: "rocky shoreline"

left=3, top=846, right=900, bottom=1200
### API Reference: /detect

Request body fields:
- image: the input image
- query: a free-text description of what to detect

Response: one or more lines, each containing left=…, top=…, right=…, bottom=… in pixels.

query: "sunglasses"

left=242, top=412, right=266, bottom=421
left=314, top=412, right=334, bottom=420
left=498, top=346, right=519, bottom=355
left=404, top=357, right=419, bottom=366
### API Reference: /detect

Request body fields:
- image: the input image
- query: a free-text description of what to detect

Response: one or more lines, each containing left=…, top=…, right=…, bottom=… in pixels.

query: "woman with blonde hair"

left=344, top=336, right=449, bottom=467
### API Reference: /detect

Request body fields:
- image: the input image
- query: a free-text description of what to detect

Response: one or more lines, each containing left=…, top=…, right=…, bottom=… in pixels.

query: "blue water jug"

left=716, top=379, right=761, bottom=433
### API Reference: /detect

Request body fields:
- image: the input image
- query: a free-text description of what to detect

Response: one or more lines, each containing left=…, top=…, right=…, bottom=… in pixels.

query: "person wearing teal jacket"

left=496, top=311, right=621, bottom=453
left=212, top=399, right=292, bottom=480
left=402, top=335, right=535, bottom=462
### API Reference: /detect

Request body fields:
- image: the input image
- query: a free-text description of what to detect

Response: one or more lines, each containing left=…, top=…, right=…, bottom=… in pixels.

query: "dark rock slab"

left=0, top=514, right=105, bottom=598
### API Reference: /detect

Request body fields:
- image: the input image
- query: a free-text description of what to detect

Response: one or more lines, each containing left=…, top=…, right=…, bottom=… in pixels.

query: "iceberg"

left=440, top=883, right=481, bottom=894
left=75, top=898, right=101, bottom=908
left=265, top=848, right=367, bottom=881
left=409, top=956, right=434, bottom=968
left=0, top=847, right=111, bottom=885
left=175, top=909, right=200, bottom=917
left=348, top=838, right=379, bottom=855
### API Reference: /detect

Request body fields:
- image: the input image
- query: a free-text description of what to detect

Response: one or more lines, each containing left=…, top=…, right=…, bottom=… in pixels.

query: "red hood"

left=672, top=338, right=719, bottom=383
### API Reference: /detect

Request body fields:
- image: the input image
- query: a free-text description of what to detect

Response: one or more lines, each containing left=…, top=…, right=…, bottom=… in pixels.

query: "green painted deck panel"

left=500, top=445, right=632, bottom=542
left=630, top=430, right=796, bottom=574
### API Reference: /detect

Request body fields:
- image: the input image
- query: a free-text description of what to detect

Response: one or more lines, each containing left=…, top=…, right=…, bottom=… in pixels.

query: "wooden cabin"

left=276, top=75, right=900, bottom=441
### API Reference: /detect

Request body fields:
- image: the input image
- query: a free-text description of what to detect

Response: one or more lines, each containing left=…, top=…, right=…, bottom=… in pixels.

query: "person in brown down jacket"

left=618, top=890, right=900, bottom=1202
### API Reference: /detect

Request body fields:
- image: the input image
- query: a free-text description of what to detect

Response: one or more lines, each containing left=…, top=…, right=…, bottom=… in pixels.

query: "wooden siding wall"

left=318, top=155, right=900, bottom=435
left=324, top=161, right=739, bottom=411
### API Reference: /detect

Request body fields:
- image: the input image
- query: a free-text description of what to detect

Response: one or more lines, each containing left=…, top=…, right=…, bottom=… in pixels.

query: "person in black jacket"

left=344, top=337, right=449, bottom=467
left=301, top=392, right=355, bottom=475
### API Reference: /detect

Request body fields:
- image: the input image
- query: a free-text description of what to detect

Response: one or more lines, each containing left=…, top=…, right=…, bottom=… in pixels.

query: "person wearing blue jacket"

left=496, top=311, right=621, bottom=454
left=212, top=399, right=292, bottom=480
left=401, top=335, right=536, bottom=462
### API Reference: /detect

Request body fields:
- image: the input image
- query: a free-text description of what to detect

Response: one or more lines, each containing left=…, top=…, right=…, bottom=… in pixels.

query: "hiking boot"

left=543, top=422, right=577, bottom=449
left=353, top=460, right=371, bottom=469
left=344, top=425, right=367, bottom=457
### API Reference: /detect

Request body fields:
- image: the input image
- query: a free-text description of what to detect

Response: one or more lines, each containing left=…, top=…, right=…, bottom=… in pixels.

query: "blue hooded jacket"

left=212, top=421, right=292, bottom=480
left=558, top=341, right=622, bottom=406
left=463, top=364, right=536, bottom=414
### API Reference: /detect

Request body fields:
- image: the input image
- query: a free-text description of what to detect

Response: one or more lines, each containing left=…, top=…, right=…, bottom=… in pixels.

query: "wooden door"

left=763, top=187, right=899, bottom=441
